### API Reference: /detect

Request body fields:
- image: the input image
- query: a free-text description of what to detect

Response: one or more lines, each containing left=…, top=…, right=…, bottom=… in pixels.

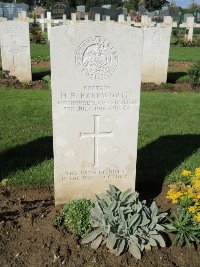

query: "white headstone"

left=63, top=14, right=67, bottom=25
left=0, top=21, right=32, bottom=82
left=77, top=5, right=85, bottom=13
left=179, top=16, right=200, bottom=42
left=51, top=22, right=143, bottom=204
left=47, top=12, right=51, bottom=41
left=40, top=13, right=45, bottom=32
left=134, top=15, right=155, bottom=27
left=142, top=27, right=171, bottom=85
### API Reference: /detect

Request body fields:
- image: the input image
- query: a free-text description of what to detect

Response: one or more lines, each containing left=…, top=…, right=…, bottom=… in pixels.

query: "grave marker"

left=47, top=12, right=51, bottom=41
left=0, top=21, right=31, bottom=82
left=180, top=16, right=200, bottom=42
left=142, top=27, right=171, bottom=85
left=134, top=15, right=156, bottom=27
left=51, top=20, right=143, bottom=204
left=2, top=3, right=28, bottom=20
left=51, top=2, right=69, bottom=19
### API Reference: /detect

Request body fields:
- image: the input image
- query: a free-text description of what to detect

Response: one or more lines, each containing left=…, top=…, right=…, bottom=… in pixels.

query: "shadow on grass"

left=32, top=70, right=51, bottom=81
left=136, top=134, right=200, bottom=200
left=1, top=135, right=200, bottom=200
left=167, top=72, right=187, bottom=83
left=0, top=136, right=53, bottom=180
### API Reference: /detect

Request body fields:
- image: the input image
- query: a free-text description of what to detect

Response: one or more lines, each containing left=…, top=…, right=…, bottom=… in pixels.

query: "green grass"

left=137, top=92, right=200, bottom=196
left=0, top=89, right=200, bottom=197
left=169, top=47, right=200, bottom=62
left=29, top=42, right=200, bottom=63
left=0, top=89, right=52, bottom=186
left=31, top=42, right=50, bottom=59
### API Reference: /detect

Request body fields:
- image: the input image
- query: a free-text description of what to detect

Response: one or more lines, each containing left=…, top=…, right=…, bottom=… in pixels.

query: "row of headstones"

left=0, top=14, right=199, bottom=85
left=38, top=13, right=200, bottom=43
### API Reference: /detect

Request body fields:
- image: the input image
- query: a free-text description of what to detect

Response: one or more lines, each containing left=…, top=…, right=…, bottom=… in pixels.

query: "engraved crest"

left=75, top=36, right=118, bottom=81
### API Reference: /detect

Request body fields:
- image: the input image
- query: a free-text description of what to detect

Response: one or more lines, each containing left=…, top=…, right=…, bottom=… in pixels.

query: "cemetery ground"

left=0, top=42, right=200, bottom=266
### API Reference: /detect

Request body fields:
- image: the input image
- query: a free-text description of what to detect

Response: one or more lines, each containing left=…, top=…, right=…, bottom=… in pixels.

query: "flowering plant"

left=166, top=167, right=200, bottom=247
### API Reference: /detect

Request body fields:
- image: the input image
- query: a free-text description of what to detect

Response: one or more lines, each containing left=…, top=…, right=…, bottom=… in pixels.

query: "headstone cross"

left=3, top=35, right=21, bottom=72
left=80, top=115, right=113, bottom=167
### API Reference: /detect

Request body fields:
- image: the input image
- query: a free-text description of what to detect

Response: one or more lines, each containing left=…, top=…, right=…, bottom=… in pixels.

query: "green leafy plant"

left=188, top=62, right=200, bottom=88
left=167, top=208, right=200, bottom=248
left=162, top=83, right=173, bottom=90
left=82, top=185, right=171, bottom=260
left=54, top=199, right=93, bottom=238
left=42, top=75, right=51, bottom=90
left=30, top=26, right=46, bottom=44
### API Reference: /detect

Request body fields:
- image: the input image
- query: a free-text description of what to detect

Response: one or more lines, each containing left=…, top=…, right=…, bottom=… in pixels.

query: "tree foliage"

left=144, top=0, right=169, bottom=11
left=124, top=0, right=140, bottom=11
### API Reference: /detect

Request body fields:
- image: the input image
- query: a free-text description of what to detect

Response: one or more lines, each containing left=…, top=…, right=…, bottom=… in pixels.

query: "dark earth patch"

left=0, top=186, right=199, bottom=267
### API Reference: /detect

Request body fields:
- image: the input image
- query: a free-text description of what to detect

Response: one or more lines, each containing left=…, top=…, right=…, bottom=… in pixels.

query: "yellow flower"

left=194, top=213, right=200, bottom=223
left=195, top=167, right=200, bottom=178
left=182, top=170, right=191, bottom=177
left=188, top=206, right=197, bottom=214
left=166, top=188, right=184, bottom=204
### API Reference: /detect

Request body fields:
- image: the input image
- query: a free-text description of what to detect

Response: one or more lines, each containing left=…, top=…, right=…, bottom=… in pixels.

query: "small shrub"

left=82, top=185, right=171, bottom=260
left=30, top=26, right=46, bottom=44
left=188, top=62, right=200, bottom=88
left=166, top=167, right=200, bottom=247
left=54, top=199, right=93, bottom=238
left=167, top=208, right=200, bottom=248
left=173, top=39, right=200, bottom=47
left=42, top=75, right=51, bottom=90
left=162, top=83, right=173, bottom=90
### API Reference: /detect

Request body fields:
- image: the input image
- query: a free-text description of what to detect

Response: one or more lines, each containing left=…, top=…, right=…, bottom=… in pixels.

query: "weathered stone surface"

left=0, top=21, right=31, bottom=82
left=51, top=22, right=143, bottom=204
left=142, top=27, right=171, bottom=85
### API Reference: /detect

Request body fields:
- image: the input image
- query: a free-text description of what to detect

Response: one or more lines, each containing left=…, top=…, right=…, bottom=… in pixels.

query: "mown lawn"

left=0, top=89, right=199, bottom=194
left=31, top=43, right=50, bottom=59
left=169, top=46, right=200, bottom=62
left=30, top=42, right=200, bottom=63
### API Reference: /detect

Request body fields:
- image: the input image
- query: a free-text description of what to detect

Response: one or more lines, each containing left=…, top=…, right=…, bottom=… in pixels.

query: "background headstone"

left=77, top=5, right=85, bottom=13
left=2, top=3, right=28, bottom=20
left=0, top=2, right=3, bottom=17
left=142, top=27, right=171, bottom=85
left=0, top=21, right=32, bottom=82
left=51, top=2, right=69, bottom=19
left=51, top=23, right=143, bottom=204
left=89, top=7, right=124, bottom=21
left=35, top=6, right=47, bottom=17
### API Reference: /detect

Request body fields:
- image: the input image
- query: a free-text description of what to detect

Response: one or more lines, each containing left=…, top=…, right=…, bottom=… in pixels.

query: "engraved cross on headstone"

left=3, top=35, right=21, bottom=72
left=80, top=115, right=113, bottom=167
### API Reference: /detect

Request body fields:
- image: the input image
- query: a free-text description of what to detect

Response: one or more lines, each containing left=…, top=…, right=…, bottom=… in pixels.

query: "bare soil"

left=168, top=61, right=191, bottom=73
left=0, top=186, right=199, bottom=267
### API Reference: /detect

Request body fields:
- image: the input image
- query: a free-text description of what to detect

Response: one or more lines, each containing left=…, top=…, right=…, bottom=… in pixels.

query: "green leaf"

left=149, top=238, right=157, bottom=247
left=106, top=232, right=117, bottom=250
left=120, top=188, right=132, bottom=202
left=150, top=201, right=158, bottom=218
left=140, top=211, right=150, bottom=227
left=128, top=214, right=140, bottom=228
left=82, top=228, right=102, bottom=244
left=91, top=235, right=103, bottom=249
left=116, top=239, right=126, bottom=256
left=151, top=234, right=166, bottom=247
left=129, top=241, right=141, bottom=260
